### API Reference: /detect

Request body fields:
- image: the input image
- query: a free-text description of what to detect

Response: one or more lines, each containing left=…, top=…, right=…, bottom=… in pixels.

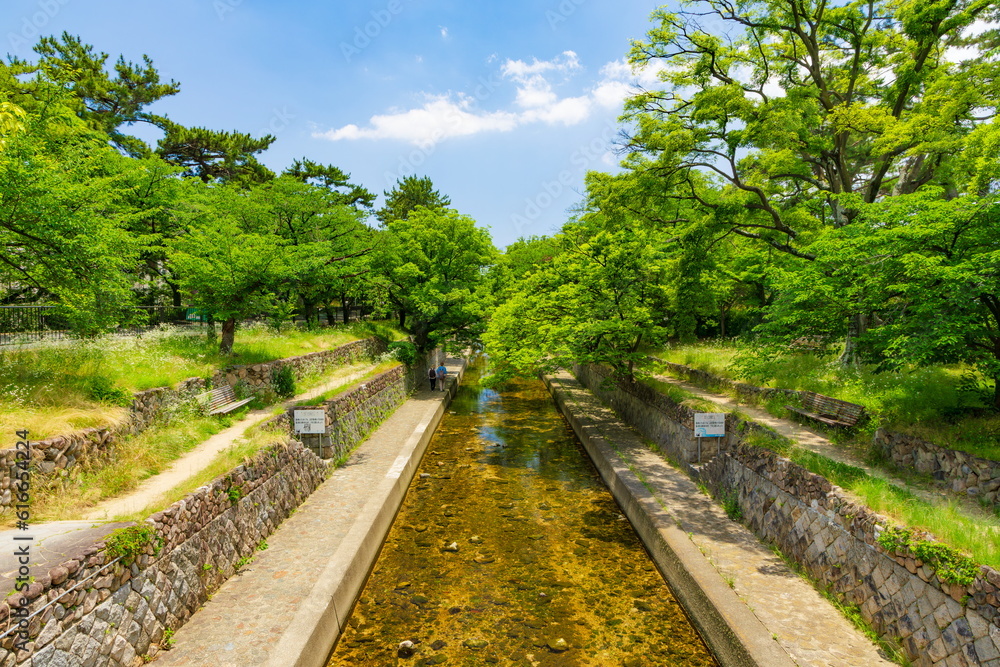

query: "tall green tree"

left=375, top=175, right=451, bottom=225
left=7, top=32, right=180, bottom=156
left=370, top=206, right=496, bottom=351
left=485, top=212, right=672, bottom=383
left=624, top=0, right=1000, bottom=359
left=0, top=85, right=151, bottom=330
left=167, top=181, right=294, bottom=353
left=284, top=158, right=376, bottom=211
left=156, top=121, right=275, bottom=185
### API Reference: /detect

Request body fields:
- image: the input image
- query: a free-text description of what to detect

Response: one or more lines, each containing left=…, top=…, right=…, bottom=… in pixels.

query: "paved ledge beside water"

left=155, top=356, right=467, bottom=667
left=544, top=370, right=894, bottom=667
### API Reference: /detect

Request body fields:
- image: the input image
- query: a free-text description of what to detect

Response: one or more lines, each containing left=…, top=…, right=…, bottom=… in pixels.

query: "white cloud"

left=314, top=51, right=666, bottom=147
left=314, top=95, right=519, bottom=148
left=440, top=26, right=449, bottom=39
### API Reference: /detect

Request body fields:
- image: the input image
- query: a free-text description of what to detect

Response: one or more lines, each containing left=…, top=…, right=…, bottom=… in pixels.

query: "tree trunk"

left=323, top=304, right=337, bottom=328
left=719, top=306, right=728, bottom=338
left=206, top=313, right=216, bottom=340
left=994, top=375, right=1000, bottom=411
left=341, top=294, right=350, bottom=323
left=398, top=310, right=406, bottom=330
left=839, top=313, right=869, bottom=367
left=220, top=318, right=237, bottom=355
left=302, top=300, right=316, bottom=327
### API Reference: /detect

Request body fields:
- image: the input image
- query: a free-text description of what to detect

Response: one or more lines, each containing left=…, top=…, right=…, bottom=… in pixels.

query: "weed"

left=234, top=555, right=254, bottom=571
left=257, top=540, right=268, bottom=551
left=225, top=482, right=244, bottom=504
left=104, top=524, right=162, bottom=564
left=876, top=526, right=978, bottom=586
left=720, top=489, right=744, bottom=522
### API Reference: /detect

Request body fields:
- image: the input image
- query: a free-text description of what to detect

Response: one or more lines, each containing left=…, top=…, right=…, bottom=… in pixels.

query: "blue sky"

left=4, top=0, right=671, bottom=248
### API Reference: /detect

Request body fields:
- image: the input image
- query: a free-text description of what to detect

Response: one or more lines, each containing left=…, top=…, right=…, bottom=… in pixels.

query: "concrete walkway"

left=547, top=371, right=895, bottom=667
left=154, top=357, right=466, bottom=667
left=654, top=372, right=996, bottom=520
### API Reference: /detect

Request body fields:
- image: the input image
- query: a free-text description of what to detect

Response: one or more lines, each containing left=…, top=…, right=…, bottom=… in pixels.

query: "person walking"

left=436, top=363, right=447, bottom=391
left=428, top=366, right=438, bottom=391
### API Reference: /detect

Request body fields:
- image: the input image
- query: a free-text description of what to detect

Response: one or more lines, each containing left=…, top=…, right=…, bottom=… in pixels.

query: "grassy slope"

left=0, top=321, right=404, bottom=447
left=654, top=342, right=1000, bottom=461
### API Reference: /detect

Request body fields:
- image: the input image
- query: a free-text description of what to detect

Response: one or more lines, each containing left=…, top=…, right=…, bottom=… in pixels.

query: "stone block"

left=976, top=635, right=1000, bottom=662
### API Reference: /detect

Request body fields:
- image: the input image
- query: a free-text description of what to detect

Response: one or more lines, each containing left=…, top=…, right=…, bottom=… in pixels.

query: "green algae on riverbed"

left=327, top=364, right=717, bottom=666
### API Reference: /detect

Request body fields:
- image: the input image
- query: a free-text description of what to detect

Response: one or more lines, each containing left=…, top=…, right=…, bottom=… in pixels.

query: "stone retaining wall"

left=650, top=356, right=798, bottom=404
left=0, top=337, right=385, bottom=511
left=874, top=429, right=1000, bottom=505
left=0, top=439, right=327, bottom=666
left=573, top=364, right=778, bottom=465
left=280, top=349, right=443, bottom=461
left=210, top=336, right=386, bottom=396
left=591, top=362, right=1000, bottom=665
left=698, top=445, right=1000, bottom=666
left=653, top=357, right=1000, bottom=509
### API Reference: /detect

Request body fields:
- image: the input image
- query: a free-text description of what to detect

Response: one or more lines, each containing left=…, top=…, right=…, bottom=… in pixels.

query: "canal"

left=327, top=360, right=717, bottom=666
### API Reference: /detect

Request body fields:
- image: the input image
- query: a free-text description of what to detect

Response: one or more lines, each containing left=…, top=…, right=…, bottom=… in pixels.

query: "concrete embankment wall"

left=543, top=372, right=794, bottom=667
left=574, top=364, right=1000, bottom=667
left=0, top=337, right=386, bottom=511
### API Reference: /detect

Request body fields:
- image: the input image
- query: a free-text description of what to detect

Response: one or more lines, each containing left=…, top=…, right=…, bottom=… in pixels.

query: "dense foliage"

left=486, top=0, right=1000, bottom=407
left=0, top=34, right=496, bottom=355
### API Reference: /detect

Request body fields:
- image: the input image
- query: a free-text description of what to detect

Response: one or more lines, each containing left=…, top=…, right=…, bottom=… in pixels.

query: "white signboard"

left=294, top=409, right=327, bottom=435
left=694, top=413, right=726, bottom=438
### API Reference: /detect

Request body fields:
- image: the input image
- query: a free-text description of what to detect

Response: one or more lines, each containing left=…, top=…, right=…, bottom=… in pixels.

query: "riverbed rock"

left=443, top=542, right=459, bottom=552
left=547, top=638, right=569, bottom=653
left=463, top=638, right=488, bottom=649
left=398, top=640, right=416, bottom=658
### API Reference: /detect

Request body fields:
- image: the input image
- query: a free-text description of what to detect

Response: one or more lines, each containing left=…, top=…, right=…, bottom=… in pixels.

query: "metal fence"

left=0, top=305, right=186, bottom=346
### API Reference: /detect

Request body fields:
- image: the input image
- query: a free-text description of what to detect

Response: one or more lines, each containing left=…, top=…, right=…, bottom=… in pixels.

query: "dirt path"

left=654, top=373, right=999, bottom=523
left=83, top=362, right=377, bottom=521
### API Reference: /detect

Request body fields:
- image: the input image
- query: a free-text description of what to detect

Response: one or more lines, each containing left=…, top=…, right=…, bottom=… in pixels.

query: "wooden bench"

left=785, top=392, right=866, bottom=428
left=197, top=385, right=254, bottom=415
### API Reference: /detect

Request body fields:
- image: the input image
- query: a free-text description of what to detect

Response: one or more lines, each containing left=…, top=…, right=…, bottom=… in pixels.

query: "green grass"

left=115, top=421, right=290, bottom=522
left=2, top=404, right=242, bottom=526
left=652, top=341, right=1000, bottom=461
left=0, top=320, right=405, bottom=447
left=297, top=360, right=401, bottom=406
left=641, top=376, right=718, bottom=413
left=741, top=435, right=1000, bottom=571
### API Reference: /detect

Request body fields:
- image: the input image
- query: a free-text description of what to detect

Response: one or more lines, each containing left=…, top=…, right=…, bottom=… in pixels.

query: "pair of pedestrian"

left=427, top=363, right=447, bottom=391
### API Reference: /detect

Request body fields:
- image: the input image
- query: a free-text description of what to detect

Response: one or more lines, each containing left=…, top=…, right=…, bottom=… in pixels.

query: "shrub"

left=271, top=365, right=296, bottom=399
left=387, top=341, right=418, bottom=366
left=84, top=376, right=133, bottom=406
left=876, top=526, right=978, bottom=586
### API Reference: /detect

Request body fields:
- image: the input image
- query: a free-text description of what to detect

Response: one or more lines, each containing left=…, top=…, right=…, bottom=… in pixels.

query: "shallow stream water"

left=326, top=361, right=717, bottom=666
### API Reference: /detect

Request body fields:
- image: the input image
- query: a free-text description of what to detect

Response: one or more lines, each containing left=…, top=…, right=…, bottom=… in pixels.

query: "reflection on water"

left=327, top=360, right=717, bottom=666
